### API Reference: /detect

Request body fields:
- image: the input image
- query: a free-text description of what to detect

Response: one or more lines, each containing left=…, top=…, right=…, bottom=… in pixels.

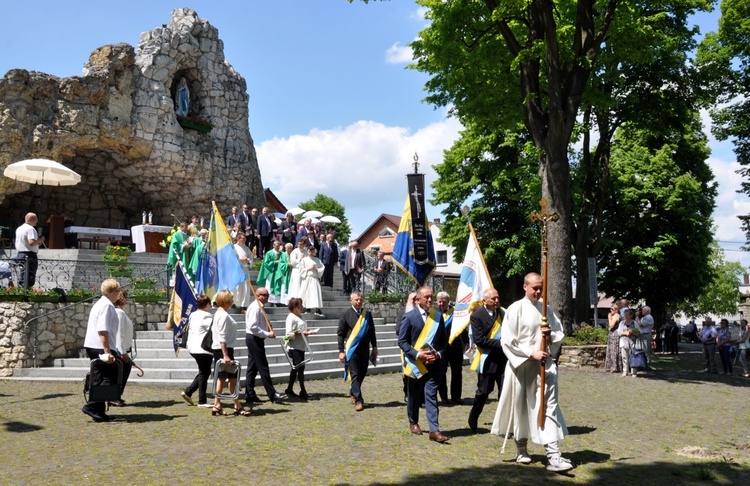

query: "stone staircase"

left=8, top=265, right=403, bottom=387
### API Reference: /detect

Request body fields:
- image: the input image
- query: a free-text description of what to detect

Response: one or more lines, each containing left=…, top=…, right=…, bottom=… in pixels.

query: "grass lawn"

left=0, top=344, right=748, bottom=485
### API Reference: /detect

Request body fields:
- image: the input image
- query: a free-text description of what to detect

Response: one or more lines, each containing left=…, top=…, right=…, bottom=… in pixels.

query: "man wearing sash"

left=468, top=288, right=506, bottom=432
left=436, top=291, right=464, bottom=405
left=490, top=273, right=571, bottom=472
left=337, top=291, right=378, bottom=411
left=398, top=286, right=449, bottom=443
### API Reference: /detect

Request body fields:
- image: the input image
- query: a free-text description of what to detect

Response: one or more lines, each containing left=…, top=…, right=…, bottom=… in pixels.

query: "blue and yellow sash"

left=402, top=309, right=439, bottom=379
left=343, top=309, right=371, bottom=382
left=470, top=309, right=504, bottom=373
left=443, top=308, right=454, bottom=330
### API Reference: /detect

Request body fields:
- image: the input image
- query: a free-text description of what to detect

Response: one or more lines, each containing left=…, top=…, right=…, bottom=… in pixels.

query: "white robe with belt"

left=299, top=256, right=324, bottom=309
left=490, top=297, right=567, bottom=446
left=287, top=248, right=305, bottom=299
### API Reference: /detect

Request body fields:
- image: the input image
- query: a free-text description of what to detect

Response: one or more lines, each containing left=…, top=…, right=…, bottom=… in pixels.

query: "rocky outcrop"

left=0, top=8, right=265, bottom=228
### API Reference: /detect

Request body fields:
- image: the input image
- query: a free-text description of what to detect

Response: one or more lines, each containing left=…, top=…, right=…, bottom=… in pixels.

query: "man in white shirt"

left=14, top=212, right=45, bottom=288
left=639, top=306, right=655, bottom=368
left=81, top=279, right=121, bottom=422
left=244, top=287, right=286, bottom=404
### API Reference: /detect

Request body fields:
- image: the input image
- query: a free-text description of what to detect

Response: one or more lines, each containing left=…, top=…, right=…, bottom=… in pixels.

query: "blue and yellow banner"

left=196, top=201, right=248, bottom=300
left=391, top=196, right=436, bottom=287
left=167, top=260, right=198, bottom=355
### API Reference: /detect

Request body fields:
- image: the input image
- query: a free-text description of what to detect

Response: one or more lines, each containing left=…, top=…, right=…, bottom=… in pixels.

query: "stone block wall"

left=0, top=301, right=169, bottom=375
left=557, top=345, right=606, bottom=369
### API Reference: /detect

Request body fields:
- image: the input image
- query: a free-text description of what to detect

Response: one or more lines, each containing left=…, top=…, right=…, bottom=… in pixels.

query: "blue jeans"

left=718, top=345, right=732, bottom=374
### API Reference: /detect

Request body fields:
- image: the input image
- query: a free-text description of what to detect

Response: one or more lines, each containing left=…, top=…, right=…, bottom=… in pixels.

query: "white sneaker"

left=515, top=454, right=532, bottom=465
left=547, top=455, right=573, bottom=472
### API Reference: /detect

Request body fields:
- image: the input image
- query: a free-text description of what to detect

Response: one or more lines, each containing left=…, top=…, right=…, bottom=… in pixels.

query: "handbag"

left=200, top=319, right=214, bottom=352
left=628, top=349, right=647, bottom=369
left=176, top=324, right=189, bottom=349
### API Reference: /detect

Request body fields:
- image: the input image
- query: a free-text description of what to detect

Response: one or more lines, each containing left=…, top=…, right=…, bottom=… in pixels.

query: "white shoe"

left=547, top=455, right=573, bottom=472
left=515, top=454, right=532, bottom=465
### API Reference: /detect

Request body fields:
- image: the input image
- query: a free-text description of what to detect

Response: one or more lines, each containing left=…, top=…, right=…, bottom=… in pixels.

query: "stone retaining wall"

left=0, top=301, right=169, bottom=375
left=558, top=345, right=606, bottom=369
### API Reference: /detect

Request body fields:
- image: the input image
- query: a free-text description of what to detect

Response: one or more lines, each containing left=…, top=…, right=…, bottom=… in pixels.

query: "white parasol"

left=3, top=158, right=81, bottom=186
left=289, top=207, right=305, bottom=216
left=303, top=210, right=323, bottom=219
left=320, top=215, right=341, bottom=224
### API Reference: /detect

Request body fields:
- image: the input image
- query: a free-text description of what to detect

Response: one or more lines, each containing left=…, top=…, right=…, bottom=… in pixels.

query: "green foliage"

left=104, top=245, right=132, bottom=257
left=298, top=193, right=352, bottom=243
left=672, top=243, right=745, bottom=317
left=563, top=326, right=608, bottom=346
left=598, top=118, right=716, bottom=312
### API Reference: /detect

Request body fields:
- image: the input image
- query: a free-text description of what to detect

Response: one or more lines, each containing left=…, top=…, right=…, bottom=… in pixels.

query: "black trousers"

left=16, top=252, right=38, bottom=288
left=348, top=350, right=370, bottom=404
left=185, top=353, right=214, bottom=403
left=469, top=365, right=505, bottom=427
left=245, top=335, right=277, bottom=399
left=438, top=341, right=464, bottom=401
left=84, top=347, right=121, bottom=413
left=286, top=349, right=307, bottom=393
left=347, top=271, right=362, bottom=293
left=322, top=263, right=335, bottom=287
left=259, top=235, right=272, bottom=258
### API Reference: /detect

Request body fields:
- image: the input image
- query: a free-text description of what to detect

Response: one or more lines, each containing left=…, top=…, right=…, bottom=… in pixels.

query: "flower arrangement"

left=159, top=225, right=180, bottom=249
left=67, top=287, right=97, bottom=302
left=131, top=277, right=157, bottom=289
left=108, top=264, right=134, bottom=278
left=105, top=245, right=132, bottom=257
left=0, top=286, right=25, bottom=301
left=131, top=288, right=168, bottom=302
left=27, top=289, right=61, bottom=303
left=176, top=112, right=213, bottom=132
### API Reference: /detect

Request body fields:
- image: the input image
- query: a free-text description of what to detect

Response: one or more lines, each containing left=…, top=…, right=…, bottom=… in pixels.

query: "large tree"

left=411, top=0, right=713, bottom=330
left=298, top=193, right=352, bottom=243
left=698, top=0, right=750, bottom=242
left=598, top=117, right=716, bottom=321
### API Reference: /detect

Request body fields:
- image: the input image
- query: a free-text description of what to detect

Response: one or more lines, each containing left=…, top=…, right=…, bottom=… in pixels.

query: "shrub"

left=563, top=326, right=608, bottom=345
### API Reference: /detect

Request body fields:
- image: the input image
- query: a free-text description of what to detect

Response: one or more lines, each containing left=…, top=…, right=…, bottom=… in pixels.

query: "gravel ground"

left=0, top=343, right=747, bottom=485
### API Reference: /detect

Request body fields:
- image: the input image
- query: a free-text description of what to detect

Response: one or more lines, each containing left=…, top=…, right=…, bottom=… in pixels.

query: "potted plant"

left=365, top=291, right=384, bottom=304
left=108, top=264, right=134, bottom=278
left=27, top=289, right=61, bottom=303
left=131, top=277, right=157, bottom=289
left=176, top=112, right=214, bottom=133
left=131, top=288, right=168, bottom=303
left=105, top=245, right=132, bottom=258
left=0, top=286, right=25, bottom=302
left=66, top=287, right=97, bottom=303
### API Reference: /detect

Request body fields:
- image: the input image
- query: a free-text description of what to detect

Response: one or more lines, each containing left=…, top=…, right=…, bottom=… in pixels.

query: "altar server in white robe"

left=300, top=246, right=325, bottom=317
left=287, top=239, right=306, bottom=299
left=490, top=272, right=572, bottom=473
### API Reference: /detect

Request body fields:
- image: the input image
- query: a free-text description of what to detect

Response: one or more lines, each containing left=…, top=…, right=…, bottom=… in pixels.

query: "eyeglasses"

left=257, top=293, right=269, bottom=297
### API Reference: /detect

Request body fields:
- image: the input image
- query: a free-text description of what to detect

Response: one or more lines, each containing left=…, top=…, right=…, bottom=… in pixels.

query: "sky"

left=1, top=1, right=748, bottom=269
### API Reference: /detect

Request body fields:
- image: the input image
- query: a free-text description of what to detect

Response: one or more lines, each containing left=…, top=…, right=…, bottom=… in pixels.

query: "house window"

left=379, top=227, right=395, bottom=238
left=437, top=250, right=447, bottom=265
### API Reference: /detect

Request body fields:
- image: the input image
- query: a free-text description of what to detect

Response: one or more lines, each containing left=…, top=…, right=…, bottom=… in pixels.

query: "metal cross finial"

left=528, top=198, right=559, bottom=226
left=413, top=152, right=419, bottom=174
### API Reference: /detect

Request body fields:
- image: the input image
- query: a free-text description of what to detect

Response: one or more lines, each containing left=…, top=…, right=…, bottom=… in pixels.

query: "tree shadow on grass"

left=3, top=420, right=43, bottom=432
left=363, top=456, right=748, bottom=486
left=34, top=393, right=75, bottom=401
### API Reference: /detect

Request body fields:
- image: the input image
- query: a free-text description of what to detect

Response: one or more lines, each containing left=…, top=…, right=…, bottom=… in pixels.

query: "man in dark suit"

left=247, top=207, right=259, bottom=257
left=398, top=286, right=449, bottom=443
left=337, top=291, right=378, bottom=412
left=373, top=251, right=392, bottom=294
left=436, top=291, right=464, bottom=405
left=257, top=206, right=275, bottom=258
left=227, top=206, right=243, bottom=233
left=344, top=241, right=365, bottom=293
left=279, top=212, right=298, bottom=246
left=295, top=218, right=312, bottom=245
left=318, top=234, right=338, bottom=288
left=338, top=243, right=350, bottom=295
left=467, top=288, right=506, bottom=432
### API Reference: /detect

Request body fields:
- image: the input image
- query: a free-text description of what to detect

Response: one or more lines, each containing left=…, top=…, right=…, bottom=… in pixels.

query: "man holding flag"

left=398, top=286, right=448, bottom=443
left=167, top=259, right=198, bottom=355
left=467, top=288, right=506, bottom=433
left=196, top=202, right=248, bottom=301
left=337, top=291, right=377, bottom=412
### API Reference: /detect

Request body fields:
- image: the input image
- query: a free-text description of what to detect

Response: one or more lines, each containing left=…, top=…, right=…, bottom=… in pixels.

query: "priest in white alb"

left=490, top=272, right=572, bottom=473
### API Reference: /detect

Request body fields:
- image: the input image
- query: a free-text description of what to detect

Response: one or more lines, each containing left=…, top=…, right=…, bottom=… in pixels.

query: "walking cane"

left=529, top=199, right=558, bottom=429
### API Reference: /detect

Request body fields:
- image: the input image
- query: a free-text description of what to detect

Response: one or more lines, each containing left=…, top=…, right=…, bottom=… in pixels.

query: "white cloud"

left=385, top=42, right=413, bottom=64
left=256, top=116, right=462, bottom=237
left=410, top=6, right=428, bottom=22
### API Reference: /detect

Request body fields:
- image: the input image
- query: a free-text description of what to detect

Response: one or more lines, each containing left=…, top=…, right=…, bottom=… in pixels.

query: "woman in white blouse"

left=210, top=290, right=250, bottom=416
left=284, top=297, right=311, bottom=401
left=181, top=294, right=214, bottom=407
left=112, top=289, right=134, bottom=406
